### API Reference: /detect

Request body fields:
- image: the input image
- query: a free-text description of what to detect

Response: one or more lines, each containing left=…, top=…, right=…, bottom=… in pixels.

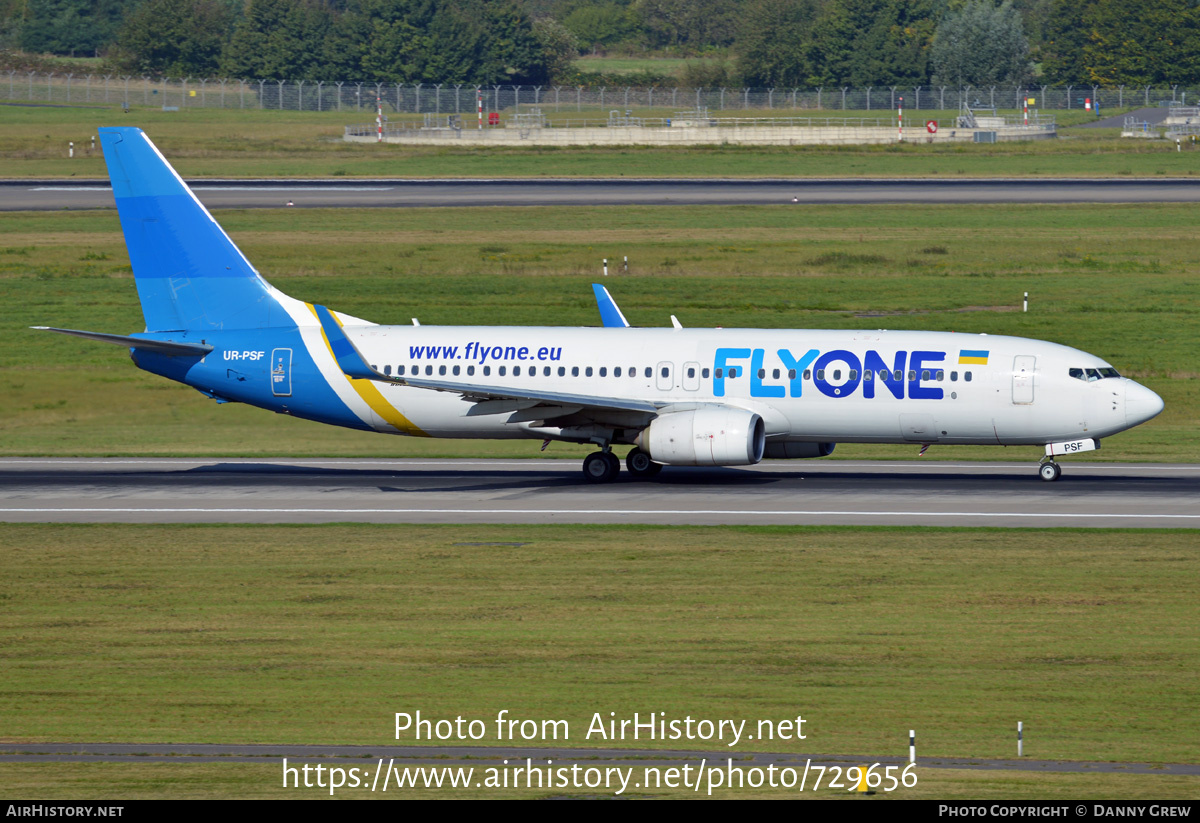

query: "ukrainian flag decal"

left=959, top=349, right=989, bottom=365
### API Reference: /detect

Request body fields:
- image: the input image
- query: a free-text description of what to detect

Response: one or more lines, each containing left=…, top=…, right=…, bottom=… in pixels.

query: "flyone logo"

left=713, top=348, right=948, bottom=400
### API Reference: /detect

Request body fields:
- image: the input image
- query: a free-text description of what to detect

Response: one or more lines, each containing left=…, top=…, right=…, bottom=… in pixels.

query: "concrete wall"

left=345, top=123, right=1056, bottom=147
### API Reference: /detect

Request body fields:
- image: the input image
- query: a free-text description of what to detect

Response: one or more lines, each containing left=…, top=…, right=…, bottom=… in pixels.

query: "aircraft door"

left=656, top=361, right=674, bottom=391
left=682, top=361, right=701, bottom=391
left=271, top=348, right=292, bottom=397
left=1012, top=355, right=1036, bottom=404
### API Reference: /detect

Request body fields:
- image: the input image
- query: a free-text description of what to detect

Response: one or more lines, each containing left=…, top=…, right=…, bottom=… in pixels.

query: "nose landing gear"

left=1039, top=458, right=1062, bottom=482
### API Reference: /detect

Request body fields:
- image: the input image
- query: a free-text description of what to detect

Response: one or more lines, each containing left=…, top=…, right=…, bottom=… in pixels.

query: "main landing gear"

left=582, top=450, right=621, bottom=483
left=582, top=447, right=662, bottom=483
left=1039, top=458, right=1062, bottom=482
left=625, top=447, right=662, bottom=478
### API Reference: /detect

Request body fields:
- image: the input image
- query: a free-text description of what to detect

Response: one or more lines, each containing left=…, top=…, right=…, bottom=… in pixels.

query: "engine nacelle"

left=636, top=407, right=765, bottom=466
left=763, top=441, right=837, bottom=459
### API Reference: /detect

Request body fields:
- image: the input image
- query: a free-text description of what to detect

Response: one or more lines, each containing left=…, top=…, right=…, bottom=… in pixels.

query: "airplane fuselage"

left=133, top=320, right=1158, bottom=449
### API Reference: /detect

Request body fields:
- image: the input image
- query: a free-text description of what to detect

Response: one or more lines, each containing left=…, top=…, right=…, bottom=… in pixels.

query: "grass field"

left=1, top=203, right=1195, bottom=460
left=1, top=524, right=1197, bottom=798
left=1, top=103, right=1195, bottom=178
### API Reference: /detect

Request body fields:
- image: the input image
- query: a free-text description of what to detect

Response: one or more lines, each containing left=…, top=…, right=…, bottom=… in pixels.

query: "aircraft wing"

left=314, top=304, right=661, bottom=419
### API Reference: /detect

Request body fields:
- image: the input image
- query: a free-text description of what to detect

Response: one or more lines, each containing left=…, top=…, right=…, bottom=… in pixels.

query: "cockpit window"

left=1070, top=366, right=1121, bottom=382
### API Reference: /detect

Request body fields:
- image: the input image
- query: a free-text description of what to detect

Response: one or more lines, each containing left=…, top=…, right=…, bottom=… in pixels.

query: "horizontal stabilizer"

left=31, top=326, right=213, bottom=356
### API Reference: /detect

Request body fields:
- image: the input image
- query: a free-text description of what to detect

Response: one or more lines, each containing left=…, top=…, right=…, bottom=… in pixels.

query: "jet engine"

left=763, top=441, right=837, bottom=459
left=636, top=407, right=765, bottom=466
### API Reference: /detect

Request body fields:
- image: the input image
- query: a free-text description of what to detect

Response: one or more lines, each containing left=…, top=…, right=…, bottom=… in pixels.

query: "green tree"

left=532, top=17, right=579, bottom=81
left=563, top=3, right=638, bottom=52
left=1042, top=0, right=1200, bottom=85
left=807, top=0, right=937, bottom=87
left=19, top=0, right=137, bottom=56
left=635, top=0, right=740, bottom=49
left=736, top=0, right=819, bottom=87
left=931, top=0, right=1031, bottom=86
left=477, top=0, right=548, bottom=83
left=112, top=0, right=235, bottom=77
left=219, top=0, right=331, bottom=80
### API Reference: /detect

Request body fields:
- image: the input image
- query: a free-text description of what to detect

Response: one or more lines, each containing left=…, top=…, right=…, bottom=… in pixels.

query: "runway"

left=2, top=458, right=1196, bottom=527
left=5, top=178, right=1200, bottom=210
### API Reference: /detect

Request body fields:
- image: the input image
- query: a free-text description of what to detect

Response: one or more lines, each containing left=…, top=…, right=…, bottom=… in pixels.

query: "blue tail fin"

left=100, top=127, right=286, bottom=332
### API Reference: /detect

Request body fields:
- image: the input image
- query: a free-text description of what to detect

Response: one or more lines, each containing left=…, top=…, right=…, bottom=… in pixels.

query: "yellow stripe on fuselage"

left=958, top=356, right=989, bottom=365
left=307, top=304, right=428, bottom=437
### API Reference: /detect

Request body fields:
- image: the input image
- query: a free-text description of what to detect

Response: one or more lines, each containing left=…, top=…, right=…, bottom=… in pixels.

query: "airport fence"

left=4, top=72, right=1198, bottom=114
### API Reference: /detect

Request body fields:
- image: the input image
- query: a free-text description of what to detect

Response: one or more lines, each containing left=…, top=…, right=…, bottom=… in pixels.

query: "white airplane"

left=36, top=128, right=1164, bottom=483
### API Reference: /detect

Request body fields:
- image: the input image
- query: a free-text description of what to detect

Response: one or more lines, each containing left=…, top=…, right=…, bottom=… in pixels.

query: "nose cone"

left=1125, top=381, right=1165, bottom=427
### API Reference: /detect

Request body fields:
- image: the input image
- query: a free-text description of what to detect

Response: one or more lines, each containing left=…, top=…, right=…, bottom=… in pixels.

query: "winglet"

left=592, top=284, right=630, bottom=328
left=313, top=304, right=379, bottom=381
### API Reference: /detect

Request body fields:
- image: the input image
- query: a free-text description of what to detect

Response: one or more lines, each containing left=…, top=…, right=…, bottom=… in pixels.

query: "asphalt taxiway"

left=1, top=458, right=1196, bottom=527
left=5, top=178, right=1200, bottom=210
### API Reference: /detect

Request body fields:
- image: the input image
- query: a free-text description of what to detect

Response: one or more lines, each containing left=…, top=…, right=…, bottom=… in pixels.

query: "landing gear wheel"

left=625, top=447, right=663, bottom=478
left=1039, top=461, right=1062, bottom=482
left=583, top=451, right=619, bottom=484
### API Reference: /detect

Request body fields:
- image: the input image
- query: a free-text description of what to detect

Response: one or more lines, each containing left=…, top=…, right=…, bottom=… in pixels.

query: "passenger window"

left=773, top=369, right=780, bottom=379
left=758, top=368, right=766, bottom=379
left=803, top=369, right=811, bottom=380
left=908, top=370, right=916, bottom=381
left=864, top=370, right=873, bottom=381
left=645, top=367, right=652, bottom=378
left=572, top=366, right=579, bottom=377
left=661, top=367, right=669, bottom=378
left=499, top=366, right=506, bottom=376
left=950, top=371, right=957, bottom=381
left=816, top=369, right=825, bottom=380
left=833, top=369, right=841, bottom=380
left=615, top=367, right=622, bottom=377
left=398, top=365, right=406, bottom=376
left=687, top=367, right=695, bottom=378
left=703, top=368, right=710, bottom=378
left=787, top=369, right=796, bottom=379
left=384, top=365, right=392, bottom=376
left=599, top=367, right=607, bottom=377
left=894, top=369, right=902, bottom=381
left=715, top=368, right=723, bottom=378
left=629, top=367, right=636, bottom=377
left=425, top=365, right=433, bottom=376
left=586, top=366, right=593, bottom=377
left=483, top=366, right=491, bottom=376
left=849, top=370, right=858, bottom=379
left=729, top=368, right=738, bottom=378
left=936, top=370, right=944, bottom=381
left=467, top=366, right=474, bottom=376
left=544, top=366, right=551, bottom=376
left=921, top=370, right=930, bottom=380
left=513, top=366, right=521, bottom=376
left=965, top=371, right=972, bottom=382
left=558, top=366, right=565, bottom=376
left=452, top=365, right=460, bottom=376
